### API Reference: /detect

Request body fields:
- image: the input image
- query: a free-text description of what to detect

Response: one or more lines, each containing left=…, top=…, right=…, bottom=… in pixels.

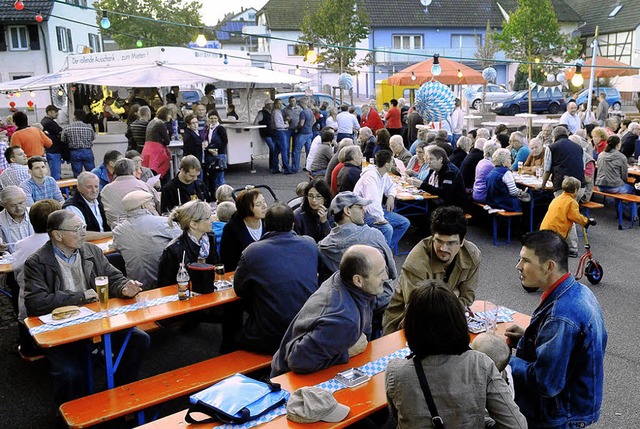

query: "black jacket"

left=156, top=231, right=219, bottom=287
left=459, top=148, right=484, bottom=189
left=182, top=127, right=204, bottom=161
left=220, top=215, right=264, bottom=272
left=448, top=148, right=468, bottom=169
left=419, top=161, right=467, bottom=208
left=160, top=175, right=208, bottom=214
left=62, top=193, right=111, bottom=232
left=337, top=163, right=362, bottom=193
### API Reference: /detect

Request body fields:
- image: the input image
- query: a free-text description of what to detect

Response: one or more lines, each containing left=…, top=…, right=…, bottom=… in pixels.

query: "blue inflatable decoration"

left=338, top=73, right=353, bottom=90
left=414, top=80, right=455, bottom=123
left=482, top=67, right=497, bottom=82
left=463, top=85, right=477, bottom=102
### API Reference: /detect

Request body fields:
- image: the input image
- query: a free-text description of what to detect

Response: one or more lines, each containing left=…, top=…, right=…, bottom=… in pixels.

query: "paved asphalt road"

left=1, top=149, right=639, bottom=428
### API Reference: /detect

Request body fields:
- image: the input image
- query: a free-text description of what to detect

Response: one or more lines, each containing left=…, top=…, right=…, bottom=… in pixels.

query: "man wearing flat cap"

left=318, top=191, right=397, bottom=335
left=112, top=190, right=180, bottom=289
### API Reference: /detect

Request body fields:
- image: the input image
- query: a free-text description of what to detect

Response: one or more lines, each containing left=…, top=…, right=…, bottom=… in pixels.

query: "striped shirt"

left=19, top=176, right=64, bottom=206
left=61, top=122, right=95, bottom=149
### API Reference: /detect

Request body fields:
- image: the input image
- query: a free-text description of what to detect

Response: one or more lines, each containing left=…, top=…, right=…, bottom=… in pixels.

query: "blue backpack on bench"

left=185, top=373, right=289, bottom=424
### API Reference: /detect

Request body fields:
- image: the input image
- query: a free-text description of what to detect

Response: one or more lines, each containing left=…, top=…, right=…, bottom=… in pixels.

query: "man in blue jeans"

left=61, top=109, right=96, bottom=177
left=271, top=99, right=291, bottom=174
left=353, top=149, right=409, bottom=251
left=507, top=230, right=607, bottom=429
left=40, top=105, right=65, bottom=180
left=293, top=98, right=315, bottom=172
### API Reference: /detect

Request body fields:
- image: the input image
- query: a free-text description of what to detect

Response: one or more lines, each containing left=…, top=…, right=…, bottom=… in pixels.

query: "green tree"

left=493, top=0, right=579, bottom=112
left=300, top=0, right=370, bottom=73
left=94, top=0, right=206, bottom=49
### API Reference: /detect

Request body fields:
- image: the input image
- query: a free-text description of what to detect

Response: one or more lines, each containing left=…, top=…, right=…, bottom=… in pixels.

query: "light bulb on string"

left=305, top=44, right=317, bottom=63
left=14, top=0, right=24, bottom=11
left=100, top=11, right=111, bottom=29
left=223, top=54, right=228, bottom=65
left=411, top=72, right=416, bottom=81
left=36, top=12, right=43, bottom=23
left=136, top=39, right=143, bottom=48
left=457, top=69, right=463, bottom=78
left=15, top=92, right=21, bottom=97
left=534, top=58, right=540, bottom=64
left=431, top=54, right=442, bottom=76
left=57, top=87, right=64, bottom=97
left=295, top=65, right=301, bottom=76
left=29, top=91, right=36, bottom=97
left=571, top=63, right=584, bottom=87
left=195, top=32, right=207, bottom=47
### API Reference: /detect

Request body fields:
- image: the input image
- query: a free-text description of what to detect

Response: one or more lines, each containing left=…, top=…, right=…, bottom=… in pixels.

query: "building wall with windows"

left=0, top=0, right=99, bottom=120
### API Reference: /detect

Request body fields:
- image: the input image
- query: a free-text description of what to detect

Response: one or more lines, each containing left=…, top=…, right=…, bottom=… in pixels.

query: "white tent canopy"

left=0, top=46, right=309, bottom=91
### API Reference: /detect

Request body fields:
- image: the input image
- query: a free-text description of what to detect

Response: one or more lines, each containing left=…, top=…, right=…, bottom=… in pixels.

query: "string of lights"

left=38, top=0, right=640, bottom=71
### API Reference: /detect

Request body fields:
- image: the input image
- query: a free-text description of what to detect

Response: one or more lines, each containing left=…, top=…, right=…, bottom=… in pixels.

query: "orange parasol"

left=565, top=57, right=639, bottom=79
left=387, top=57, right=486, bottom=86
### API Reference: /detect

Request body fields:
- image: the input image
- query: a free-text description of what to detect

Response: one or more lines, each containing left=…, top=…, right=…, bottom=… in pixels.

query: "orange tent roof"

left=565, top=57, right=639, bottom=79
left=387, top=57, right=486, bottom=86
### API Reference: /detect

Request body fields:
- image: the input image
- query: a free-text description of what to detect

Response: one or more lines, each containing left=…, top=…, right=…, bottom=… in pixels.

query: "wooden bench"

left=60, top=350, right=273, bottom=428
left=592, top=187, right=640, bottom=229
left=579, top=201, right=604, bottom=218
left=474, top=203, right=522, bottom=245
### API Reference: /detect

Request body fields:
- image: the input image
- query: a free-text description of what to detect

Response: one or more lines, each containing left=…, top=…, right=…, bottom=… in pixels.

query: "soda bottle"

left=177, top=262, right=190, bottom=300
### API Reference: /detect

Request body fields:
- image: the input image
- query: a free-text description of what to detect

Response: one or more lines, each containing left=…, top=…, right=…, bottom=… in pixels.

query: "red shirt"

left=541, top=272, right=571, bottom=303
left=385, top=107, right=402, bottom=129
left=361, top=109, right=384, bottom=133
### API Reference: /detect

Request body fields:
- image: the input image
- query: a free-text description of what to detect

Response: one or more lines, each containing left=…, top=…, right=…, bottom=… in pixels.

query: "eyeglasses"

left=58, top=225, right=87, bottom=234
left=307, top=194, right=324, bottom=200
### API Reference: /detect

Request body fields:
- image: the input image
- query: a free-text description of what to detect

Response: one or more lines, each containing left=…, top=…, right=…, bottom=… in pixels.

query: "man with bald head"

left=559, top=102, right=582, bottom=134
left=24, top=210, right=150, bottom=403
left=271, top=244, right=387, bottom=376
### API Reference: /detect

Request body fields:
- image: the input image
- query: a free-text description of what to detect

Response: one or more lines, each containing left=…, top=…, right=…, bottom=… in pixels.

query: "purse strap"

left=413, top=356, right=445, bottom=429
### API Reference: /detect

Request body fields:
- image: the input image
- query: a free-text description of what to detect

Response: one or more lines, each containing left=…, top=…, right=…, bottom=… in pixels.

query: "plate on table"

left=39, top=307, right=95, bottom=325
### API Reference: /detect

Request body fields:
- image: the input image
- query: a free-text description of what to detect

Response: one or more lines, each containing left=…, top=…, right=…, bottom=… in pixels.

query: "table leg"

left=103, top=328, right=134, bottom=389
left=529, top=189, right=535, bottom=232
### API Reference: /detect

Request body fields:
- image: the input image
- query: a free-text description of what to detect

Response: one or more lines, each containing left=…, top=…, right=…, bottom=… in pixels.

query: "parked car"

left=468, top=84, right=515, bottom=110
left=275, top=92, right=362, bottom=116
left=575, top=87, right=621, bottom=110
left=491, top=88, right=566, bottom=116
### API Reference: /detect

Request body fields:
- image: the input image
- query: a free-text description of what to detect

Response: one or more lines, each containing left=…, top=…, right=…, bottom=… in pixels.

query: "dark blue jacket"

left=270, top=272, right=376, bottom=377
left=486, top=166, right=521, bottom=212
left=511, top=275, right=607, bottom=428
left=234, top=231, right=318, bottom=354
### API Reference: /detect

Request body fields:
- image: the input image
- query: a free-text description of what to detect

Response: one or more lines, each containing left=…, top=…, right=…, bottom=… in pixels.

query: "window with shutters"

left=8, top=26, right=29, bottom=51
left=56, top=26, right=73, bottom=52
left=88, top=34, right=101, bottom=53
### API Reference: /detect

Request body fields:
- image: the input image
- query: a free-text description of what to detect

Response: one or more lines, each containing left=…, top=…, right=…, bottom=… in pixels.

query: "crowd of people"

left=0, top=92, right=621, bottom=429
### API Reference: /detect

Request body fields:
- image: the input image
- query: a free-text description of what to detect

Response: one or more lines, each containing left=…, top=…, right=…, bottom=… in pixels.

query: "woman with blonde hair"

left=156, top=200, right=219, bottom=287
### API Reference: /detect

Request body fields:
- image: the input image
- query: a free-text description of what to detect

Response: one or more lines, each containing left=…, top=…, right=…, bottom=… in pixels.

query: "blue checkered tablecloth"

left=217, top=347, right=412, bottom=429
left=29, top=292, right=199, bottom=335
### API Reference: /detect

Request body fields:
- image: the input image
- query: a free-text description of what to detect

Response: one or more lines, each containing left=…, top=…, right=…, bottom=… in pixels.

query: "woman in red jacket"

left=385, top=99, right=402, bottom=137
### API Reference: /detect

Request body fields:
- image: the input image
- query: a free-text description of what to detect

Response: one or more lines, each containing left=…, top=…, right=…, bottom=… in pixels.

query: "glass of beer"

left=96, top=276, right=109, bottom=311
left=214, top=264, right=232, bottom=290
left=517, top=161, right=524, bottom=175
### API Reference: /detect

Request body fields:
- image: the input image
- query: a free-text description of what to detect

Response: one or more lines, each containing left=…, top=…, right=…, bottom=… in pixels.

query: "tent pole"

left=585, top=26, right=599, bottom=125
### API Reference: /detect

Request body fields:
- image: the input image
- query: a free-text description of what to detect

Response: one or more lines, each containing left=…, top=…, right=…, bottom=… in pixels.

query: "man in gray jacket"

left=24, top=210, right=150, bottom=404
left=318, top=191, right=397, bottom=335
left=112, top=191, right=181, bottom=289
left=271, top=245, right=386, bottom=377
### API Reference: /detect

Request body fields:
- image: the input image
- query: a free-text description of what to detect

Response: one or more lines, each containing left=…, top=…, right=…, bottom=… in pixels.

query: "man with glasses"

left=23, top=210, right=150, bottom=404
left=383, top=206, right=481, bottom=334
left=0, top=186, right=33, bottom=253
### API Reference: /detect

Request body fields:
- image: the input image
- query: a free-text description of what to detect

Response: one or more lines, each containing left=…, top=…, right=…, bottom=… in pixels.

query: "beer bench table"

left=138, top=301, right=531, bottom=429
left=592, top=187, right=640, bottom=229
left=57, top=178, right=78, bottom=198
left=25, top=275, right=239, bottom=391
left=473, top=202, right=522, bottom=245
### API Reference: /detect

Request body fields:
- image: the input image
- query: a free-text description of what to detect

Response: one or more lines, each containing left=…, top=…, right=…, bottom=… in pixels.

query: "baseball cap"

left=122, top=190, right=153, bottom=212
left=329, top=191, right=371, bottom=215
left=45, top=105, right=60, bottom=112
left=286, top=387, right=350, bottom=423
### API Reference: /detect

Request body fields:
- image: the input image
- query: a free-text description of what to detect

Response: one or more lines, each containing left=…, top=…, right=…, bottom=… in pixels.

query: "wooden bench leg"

left=492, top=217, right=498, bottom=246
left=507, top=217, right=512, bottom=245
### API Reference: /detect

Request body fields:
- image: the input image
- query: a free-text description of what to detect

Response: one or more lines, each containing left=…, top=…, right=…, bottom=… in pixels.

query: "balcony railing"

left=374, top=47, right=506, bottom=64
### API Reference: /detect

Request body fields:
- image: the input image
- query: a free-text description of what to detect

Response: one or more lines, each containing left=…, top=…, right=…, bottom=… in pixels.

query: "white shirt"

left=451, top=107, right=464, bottom=134
left=336, top=111, right=360, bottom=134
left=559, top=111, right=582, bottom=134
left=305, top=135, right=323, bottom=171
left=65, top=195, right=106, bottom=232
left=353, top=165, right=397, bottom=222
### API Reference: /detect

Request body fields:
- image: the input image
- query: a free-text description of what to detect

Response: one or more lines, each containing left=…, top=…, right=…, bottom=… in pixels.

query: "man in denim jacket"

left=506, top=230, right=607, bottom=428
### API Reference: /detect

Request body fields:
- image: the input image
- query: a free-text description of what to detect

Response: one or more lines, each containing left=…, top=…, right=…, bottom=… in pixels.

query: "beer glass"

left=214, top=264, right=232, bottom=290
left=96, top=276, right=109, bottom=311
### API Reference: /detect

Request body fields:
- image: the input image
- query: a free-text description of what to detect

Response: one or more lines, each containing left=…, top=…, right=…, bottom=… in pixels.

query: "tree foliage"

left=94, top=0, right=206, bottom=49
left=300, top=0, right=370, bottom=73
left=475, top=20, right=500, bottom=69
left=494, top=0, right=579, bottom=73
